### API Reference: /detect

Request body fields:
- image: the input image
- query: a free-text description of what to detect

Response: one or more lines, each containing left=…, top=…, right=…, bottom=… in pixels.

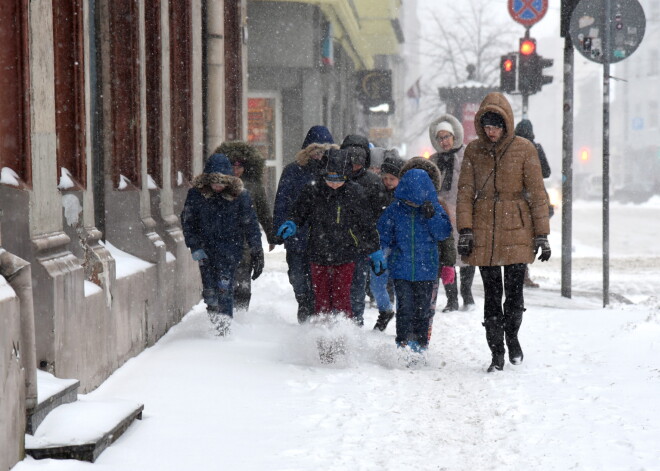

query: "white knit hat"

left=434, top=121, right=454, bottom=136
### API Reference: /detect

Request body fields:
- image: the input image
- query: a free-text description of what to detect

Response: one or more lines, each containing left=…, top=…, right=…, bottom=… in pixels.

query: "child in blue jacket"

left=377, top=169, right=452, bottom=351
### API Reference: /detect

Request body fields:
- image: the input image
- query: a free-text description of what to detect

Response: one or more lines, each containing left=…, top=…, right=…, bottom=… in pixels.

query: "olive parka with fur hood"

left=456, top=92, right=550, bottom=267
left=215, top=141, right=276, bottom=245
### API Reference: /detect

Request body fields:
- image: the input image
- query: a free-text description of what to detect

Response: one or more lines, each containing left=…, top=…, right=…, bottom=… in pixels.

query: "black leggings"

left=478, top=264, right=526, bottom=321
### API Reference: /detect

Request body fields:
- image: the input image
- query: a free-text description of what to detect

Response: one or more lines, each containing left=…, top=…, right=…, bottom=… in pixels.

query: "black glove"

left=457, top=229, right=474, bottom=256
left=250, top=249, right=265, bottom=280
left=421, top=201, right=435, bottom=219
left=535, top=235, right=551, bottom=262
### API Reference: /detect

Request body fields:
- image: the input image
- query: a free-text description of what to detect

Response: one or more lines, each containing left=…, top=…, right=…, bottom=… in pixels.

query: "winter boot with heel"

left=504, top=309, right=524, bottom=365
left=484, top=316, right=505, bottom=372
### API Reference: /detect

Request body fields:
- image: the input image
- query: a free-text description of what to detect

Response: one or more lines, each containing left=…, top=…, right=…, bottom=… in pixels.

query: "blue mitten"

left=369, top=250, right=387, bottom=276
left=277, top=221, right=297, bottom=240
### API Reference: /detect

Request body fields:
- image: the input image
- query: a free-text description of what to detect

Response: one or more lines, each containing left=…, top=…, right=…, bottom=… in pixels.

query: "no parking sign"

left=508, top=0, right=548, bottom=27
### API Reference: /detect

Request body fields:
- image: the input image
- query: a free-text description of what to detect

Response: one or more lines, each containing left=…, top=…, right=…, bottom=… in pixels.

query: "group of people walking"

left=181, top=92, right=552, bottom=372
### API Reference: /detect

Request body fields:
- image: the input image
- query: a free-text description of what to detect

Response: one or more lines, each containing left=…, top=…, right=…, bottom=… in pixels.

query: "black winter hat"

left=324, top=149, right=351, bottom=182
left=480, top=111, right=506, bottom=129
left=340, top=134, right=371, bottom=168
left=381, top=152, right=406, bottom=177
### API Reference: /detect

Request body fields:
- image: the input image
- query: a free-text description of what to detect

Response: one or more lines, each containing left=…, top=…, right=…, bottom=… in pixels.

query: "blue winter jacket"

left=377, top=169, right=452, bottom=281
left=181, top=154, right=262, bottom=264
left=273, top=126, right=333, bottom=253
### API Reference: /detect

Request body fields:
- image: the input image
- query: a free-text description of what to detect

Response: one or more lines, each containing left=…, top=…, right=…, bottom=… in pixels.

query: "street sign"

left=570, top=0, right=646, bottom=64
left=508, top=0, right=548, bottom=27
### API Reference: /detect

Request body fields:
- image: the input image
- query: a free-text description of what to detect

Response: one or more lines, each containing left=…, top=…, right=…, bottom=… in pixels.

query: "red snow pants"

left=310, top=262, right=355, bottom=317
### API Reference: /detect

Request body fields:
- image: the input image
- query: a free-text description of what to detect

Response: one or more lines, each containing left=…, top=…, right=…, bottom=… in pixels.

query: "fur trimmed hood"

left=214, top=141, right=265, bottom=181
left=400, top=156, right=442, bottom=192
left=295, top=142, right=339, bottom=167
left=193, top=153, right=244, bottom=200
left=429, top=114, right=464, bottom=153
left=192, top=172, right=244, bottom=200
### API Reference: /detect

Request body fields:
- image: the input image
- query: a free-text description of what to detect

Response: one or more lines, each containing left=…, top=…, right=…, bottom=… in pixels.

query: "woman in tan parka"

left=456, top=92, right=551, bottom=373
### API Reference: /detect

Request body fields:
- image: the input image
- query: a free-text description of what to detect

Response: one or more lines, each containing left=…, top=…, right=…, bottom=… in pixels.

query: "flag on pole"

left=406, top=77, right=421, bottom=110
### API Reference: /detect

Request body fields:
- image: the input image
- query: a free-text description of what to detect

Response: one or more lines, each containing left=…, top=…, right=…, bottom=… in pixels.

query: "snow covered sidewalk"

left=12, top=201, right=660, bottom=470
left=13, top=262, right=660, bottom=470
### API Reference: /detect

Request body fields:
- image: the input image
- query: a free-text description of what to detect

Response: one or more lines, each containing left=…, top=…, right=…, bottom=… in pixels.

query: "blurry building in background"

left=0, top=1, right=245, bottom=466
left=611, top=0, right=660, bottom=202
left=246, top=0, right=404, bottom=203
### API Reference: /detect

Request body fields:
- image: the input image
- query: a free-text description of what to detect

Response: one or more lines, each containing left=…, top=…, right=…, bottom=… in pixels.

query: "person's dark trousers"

left=199, top=256, right=239, bottom=317
left=350, top=255, right=370, bottom=326
left=426, top=278, right=440, bottom=340
left=233, top=244, right=252, bottom=311
left=460, top=265, right=476, bottom=305
left=285, top=250, right=315, bottom=324
left=478, top=264, right=526, bottom=357
left=393, top=279, right=435, bottom=348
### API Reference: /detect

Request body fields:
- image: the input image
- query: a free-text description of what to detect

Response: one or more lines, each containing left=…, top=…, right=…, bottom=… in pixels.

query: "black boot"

left=484, top=316, right=505, bottom=372
left=442, top=280, right=459, bottom=312
left=460, top=266, right=476, bottom=307
left=487, top=354, right=505, bottom=372
left=297, top=294, right=315, bottom=324
left=504, top=309, right=524, bottom=365
left=373, top=310, right=395, bottom=331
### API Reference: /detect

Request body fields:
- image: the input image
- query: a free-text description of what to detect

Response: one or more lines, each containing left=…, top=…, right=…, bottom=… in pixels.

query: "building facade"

left=611, top=0, right=660, bottom=201
left=0, top=1, right=247, bottom=468
left=246, top=0, right=404, bottom=202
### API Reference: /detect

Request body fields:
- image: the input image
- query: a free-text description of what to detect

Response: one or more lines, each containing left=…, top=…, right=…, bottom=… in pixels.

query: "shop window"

left=169, top=0, right=192, bottom=186
left=146, top=0, right=162, bottom=189
left=247, top=94, right=281, bottom=205
left=0, top=0, right=30, bottom=187
left=109, top=0, right=141, bottom=189
left=53, top=0, right=86, bottom=190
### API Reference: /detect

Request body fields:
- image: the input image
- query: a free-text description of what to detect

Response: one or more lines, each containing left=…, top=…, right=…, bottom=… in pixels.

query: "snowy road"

left=12, top=201, right=660, bottom=471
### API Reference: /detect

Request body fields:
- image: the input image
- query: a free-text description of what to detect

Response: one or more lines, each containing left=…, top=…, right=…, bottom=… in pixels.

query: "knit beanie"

left=203, top=153, right=232, bottom=175
left=434, top=121, right=454, bottom=136
left=324, top=149, right=351, bottom=182
left=381, top=152, right=406, bottom=177
left=480, top=112, right=506, bottom=129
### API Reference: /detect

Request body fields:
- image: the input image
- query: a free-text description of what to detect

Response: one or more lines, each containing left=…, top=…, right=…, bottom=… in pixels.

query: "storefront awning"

left=250, top=0, right=402, bottom=70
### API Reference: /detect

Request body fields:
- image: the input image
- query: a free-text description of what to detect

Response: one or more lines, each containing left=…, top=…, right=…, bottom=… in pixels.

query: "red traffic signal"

left=520, top=38, right=536, bottom=56
left=500, top=53, right=517, bottom=94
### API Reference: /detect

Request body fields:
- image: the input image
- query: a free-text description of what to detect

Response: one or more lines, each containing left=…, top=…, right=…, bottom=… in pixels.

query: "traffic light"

left=500, top=53, right=517, bottom=93
left=579, top=146, right=591, bottom=162
left=518, top=37, right=554, bottom=95
left=538, top=55, right=554, bottom=90
left=518, top=37, right=537, bottom=95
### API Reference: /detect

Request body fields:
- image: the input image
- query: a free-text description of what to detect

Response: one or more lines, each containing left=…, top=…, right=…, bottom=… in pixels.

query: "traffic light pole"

left=561, top=35, right=574, bottom=299
left=602, top=0, right=612, bottom=307
left=522, top=93, right=529, bottom=119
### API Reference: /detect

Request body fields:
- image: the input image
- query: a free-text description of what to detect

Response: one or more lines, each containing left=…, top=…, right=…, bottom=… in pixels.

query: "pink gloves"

left=440, top=266, right=455, bottom=285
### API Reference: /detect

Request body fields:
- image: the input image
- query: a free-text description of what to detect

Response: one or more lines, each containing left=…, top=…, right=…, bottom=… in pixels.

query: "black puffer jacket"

left=289, top=181, right=380, bottom=265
